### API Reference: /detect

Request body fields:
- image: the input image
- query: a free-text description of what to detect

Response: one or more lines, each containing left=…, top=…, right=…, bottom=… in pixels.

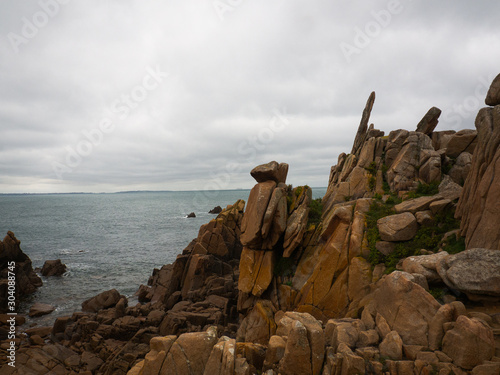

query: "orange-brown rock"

left=456, top=104, right=500, bottom=250
left=486, top=73, right=500, bottom=106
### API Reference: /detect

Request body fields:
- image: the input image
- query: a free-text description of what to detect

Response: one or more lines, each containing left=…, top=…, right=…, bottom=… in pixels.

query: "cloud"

left=1, top=0, right=500, bottom=193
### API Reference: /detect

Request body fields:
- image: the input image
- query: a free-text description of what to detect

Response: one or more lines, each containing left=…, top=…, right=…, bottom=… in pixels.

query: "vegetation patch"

left=407, top=181, right=440, bottom=199
left=274, top=256, right=295, bottom=278
left=308, top=198, right=323, bottom=226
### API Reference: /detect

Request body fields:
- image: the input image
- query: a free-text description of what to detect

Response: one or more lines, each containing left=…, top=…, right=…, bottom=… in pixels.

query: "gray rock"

left=485, top=73, right=500, bottom=106
left=436, top=248, right=500, bottom=299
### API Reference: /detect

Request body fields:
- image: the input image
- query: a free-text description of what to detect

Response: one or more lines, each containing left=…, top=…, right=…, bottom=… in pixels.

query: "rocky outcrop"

left=41, top=259, right=67, bottom=276
left=486, top=73, right=500, bottom=106
left=456, top=83, right=500, bottom=249
left=416, top=106, right=441, bottom=135
left=209, top=206, right=223, bottom=214
left=0, top=231, right=42, bottom=314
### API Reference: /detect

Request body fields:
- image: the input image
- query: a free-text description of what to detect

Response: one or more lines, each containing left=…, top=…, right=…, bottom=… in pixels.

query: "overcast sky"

left=1, top=1, right=499, bottom=193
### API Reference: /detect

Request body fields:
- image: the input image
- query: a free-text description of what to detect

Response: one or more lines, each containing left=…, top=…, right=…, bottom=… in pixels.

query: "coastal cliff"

left=1, top=74, right=500, bottom=374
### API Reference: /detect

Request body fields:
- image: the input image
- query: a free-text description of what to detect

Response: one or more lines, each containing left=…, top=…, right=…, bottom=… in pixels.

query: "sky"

left=1, top=0, right=500, bottom=194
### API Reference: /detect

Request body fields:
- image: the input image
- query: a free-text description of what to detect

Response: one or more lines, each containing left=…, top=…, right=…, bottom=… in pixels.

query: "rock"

left=0, top=231, right=42, bottom=313
left=445, top=129, right=477, bottom=158
left=472, top=362, right=500, bottom=375
left=438, top=175, right=463, bottom=201
left=187, top=212, right=196, bottom=218
left=263, top=335, right=286, bottom=371
left=375, top=241, right=395, bottom=256
left=250, top=161, right=289, bottom=183
left=432, top=130, right=456, bottom=150
left=485, top=73, right=500, bottom=106
left=283, top=188, right=311, bottom=257
left=456, top=106, right=500, bottom=250
left=416, top=106, right=441, bottom=135
left=209, top=206, right=223, bottom=214
left=29, top=302, right=55, bottom=317
left=429, top=198, right=452, bottom=214
left=204, top=336, right=236, bottom=375
left=237, top=301, right=276, bottom=345
left=41, top=259, right=67, bottom=276
left=356, top=329, right=379, bottom=348
left=436, top=248, right=500, bottom=299
left=351, top=91, right=376, bottom=155
left=428, top=302, right=466, bottom=351
left=240, top=181, right=276, bottom=248
left=81, top=289, right=121, bottom=312
left=379, top=331, right=403, bottom=360
left=442, top=315, right=495, bottom=369
left=448, top=152, right=472, bottom=185
left=368, top=271, right=440, bottom=346
left=415, top=210, right=433, bottom=226
left=277, top=312, right=324, bottom=375
left=394, top=195, right=442, bottom=214
left=377, top=212, right=418, bottom=242
left=402, top=251, right=449, bottom=283
left=325, top=318, right=364, bottom=350
left=238, top=248, right=275, bottom=297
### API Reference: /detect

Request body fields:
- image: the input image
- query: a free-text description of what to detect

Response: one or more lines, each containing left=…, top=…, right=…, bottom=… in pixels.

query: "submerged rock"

left=41, top=259, right=67, bottom=276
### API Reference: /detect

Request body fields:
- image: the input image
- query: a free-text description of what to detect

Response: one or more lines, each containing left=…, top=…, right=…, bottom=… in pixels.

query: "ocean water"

left=0, top=188, right=326, bottom=326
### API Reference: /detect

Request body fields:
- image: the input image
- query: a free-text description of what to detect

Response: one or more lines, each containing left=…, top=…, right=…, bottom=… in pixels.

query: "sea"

left=0, top=188, right=326, bottom=327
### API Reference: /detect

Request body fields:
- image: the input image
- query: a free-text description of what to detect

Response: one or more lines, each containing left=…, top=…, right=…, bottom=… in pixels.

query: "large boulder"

left=445, top=129, right=477, bottom=158
left=365, top=271, right=440, bottom=346
left=377, top=212, right=418, bottom=242
left=442, top=315, right=495, bottom=370
left=416, top=106, right=441, bottom=135
left=250, top=161, right=289, bottom=184
left=41, top=259, right=67, bottom=276
left=456, top=104, right=500, bottom=250
left=29, top=302, right=55, bottom=317
left=436, top=248, right=500, bottom=299
left=402, top=252, right=449, bottom=283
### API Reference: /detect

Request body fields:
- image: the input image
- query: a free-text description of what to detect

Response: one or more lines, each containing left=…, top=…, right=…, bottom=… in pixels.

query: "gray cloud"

left=1, top=0, right=500, bottom=193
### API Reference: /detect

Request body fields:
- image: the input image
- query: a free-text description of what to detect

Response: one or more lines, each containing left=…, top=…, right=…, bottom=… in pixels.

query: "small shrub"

left=368, top=175, right=376, bottom=191
left=366, top=161, right=378, bottom=175
left=308, top=198, right=323, bottom=225
left=274, top=256, right=295, bottom=277
left=442, top=235, right=466, bottom=254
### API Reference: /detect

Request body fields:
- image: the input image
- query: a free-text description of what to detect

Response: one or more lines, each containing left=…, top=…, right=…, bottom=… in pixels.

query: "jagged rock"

left=250, top=161, right=289, bottom=184
left=367, top=271, right=440, bottom=346
left=419, top=150, right=442, bottom=184
left=283, top=201, right=310, bottom=257
left=240, top=181, right=276, bottom=248
left=0, top=231, right=42, bottom=313
left=29, top=302, right=55, bottom=317
left=130, top=326, right=218, bottom=374
left=436, top=248, right=500, bottom=299
left=82, top=289, right=122, bottom=312
left=429, top=198, right=452, bottom=214
left=325, top=318, right=363, bottom=350
left=237, top=301, right=276, bottom=345
left=416, top=106, right=441, bottom=135
left=485, top=73, right=500, bottom=106
left=204, top=336, right=236, bottom=375
left=385, top=129, right=410, bottom=168
left=379, top=331, right=403, bottom=360
left=387, top=132, right=435, bottom=191
left=415, top=210, right=433, bottom=226
left=351, top=91, right=376, bottom=155
left=428, top=302, right=466, bottom=351
left=456, top=105, right=500, bottom=250
left=442, top=316, right=495, bottom=369
left=432, top=130, right=456, bottom=150
left=377, top=212, right=418, bottom=242
left=263, top=335, right=286, bottom=371
left=238, top=248, right=275, bottom=297
left=448, top=152, right=472, bottom=185
left=438, top=175, right=463, bottom=201
left=261, top=187, right=287, bottom=250
left=41, top=259, right=67, bottom=276
left=209, top=206, right=223, bottom=214
left=445, top=129, right=477, bottom=158
left=402, top=252, right=448, bottom=283
left=276, top=312, right=324, bottom=375
left=187, top=212, right=196, bottom=218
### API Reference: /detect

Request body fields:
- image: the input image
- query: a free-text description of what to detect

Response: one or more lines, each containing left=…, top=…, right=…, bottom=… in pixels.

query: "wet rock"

left=187, top=212, right=196, bottom=218
left=41, top=259, right=67, bottom=276
left=29, top=302, right=55, bottom=317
